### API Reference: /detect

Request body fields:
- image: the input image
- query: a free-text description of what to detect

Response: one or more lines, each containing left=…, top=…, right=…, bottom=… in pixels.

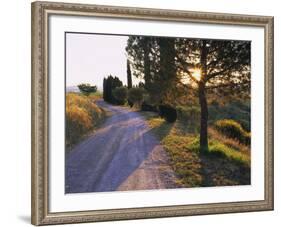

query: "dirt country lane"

left=65, top=100, right=179, bottom=193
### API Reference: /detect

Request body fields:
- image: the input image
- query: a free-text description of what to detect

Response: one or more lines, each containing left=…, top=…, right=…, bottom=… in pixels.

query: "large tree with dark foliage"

left=127, top=35, right=250, bottom=152
left=126, top=36, right=177, bottom=104
left=103, top=75, right=123, bottom=104
left=176, top=39, right=251, bottom=152
left=157, top=38, right=177, bottom=103
left=126, top=36, right=154, bottom=90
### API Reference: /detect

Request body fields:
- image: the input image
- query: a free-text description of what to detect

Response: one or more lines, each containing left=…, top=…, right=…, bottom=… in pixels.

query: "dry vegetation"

left=66, top=93, right=105, bottom=148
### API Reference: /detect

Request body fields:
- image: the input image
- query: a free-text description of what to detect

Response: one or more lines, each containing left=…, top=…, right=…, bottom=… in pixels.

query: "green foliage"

left=128, top=87, right=146, bottom=108
left=186, top=137, right=250, bottom=167
left=77, top=83, right=97, bottom=96
left=214, top=119, right=251, bottom=145
left=112, top=86, right=128, bottom=105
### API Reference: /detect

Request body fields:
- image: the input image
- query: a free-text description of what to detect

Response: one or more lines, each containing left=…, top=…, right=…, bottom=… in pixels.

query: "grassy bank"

left=66, top=93, right=106, bottom=149
left=141, top=112, right=250, bottom=187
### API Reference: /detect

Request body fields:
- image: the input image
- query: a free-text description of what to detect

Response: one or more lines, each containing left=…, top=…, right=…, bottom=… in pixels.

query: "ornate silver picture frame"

left=31, top=1, right=273, bottom=225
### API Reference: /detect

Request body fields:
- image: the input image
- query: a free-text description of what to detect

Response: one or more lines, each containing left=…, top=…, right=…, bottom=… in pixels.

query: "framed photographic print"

left=31, top=1, right=274, bottom=225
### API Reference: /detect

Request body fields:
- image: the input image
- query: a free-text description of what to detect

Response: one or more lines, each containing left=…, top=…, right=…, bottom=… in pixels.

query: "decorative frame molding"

left=31, top=1, right=274, bottom=225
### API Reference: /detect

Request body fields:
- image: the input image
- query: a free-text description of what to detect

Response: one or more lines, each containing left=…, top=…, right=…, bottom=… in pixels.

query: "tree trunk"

left=199, top=40, right=208, bottom=152
left=199, top=82, right=208, bottom=152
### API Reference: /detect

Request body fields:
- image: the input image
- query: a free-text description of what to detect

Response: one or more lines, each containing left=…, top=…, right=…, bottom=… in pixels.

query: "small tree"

left=78, top=83, right=97, bottom=96
left=112, top=87, right=128, bottom=105
left=128, top=88, right=145, bottom=108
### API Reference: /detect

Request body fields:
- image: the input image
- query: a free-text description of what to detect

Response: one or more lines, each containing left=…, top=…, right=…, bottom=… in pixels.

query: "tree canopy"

left=77, top=83, right=97, bottom=96
left=126, top=35, right=251, bottom=152
left=176, top=39, right=250, bottom=151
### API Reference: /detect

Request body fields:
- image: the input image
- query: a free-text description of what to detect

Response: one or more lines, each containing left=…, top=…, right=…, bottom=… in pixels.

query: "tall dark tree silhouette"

left=157, top=38, right=176, bottom=103
left=176, top=39, right=251, bottom=152
left=126, top=36, right=177, bottom=104
left=127, top=59, right=132, bottom=89
left=103, top=75, right=123, bottom=104
left=126, top=36, right=154, bottom=89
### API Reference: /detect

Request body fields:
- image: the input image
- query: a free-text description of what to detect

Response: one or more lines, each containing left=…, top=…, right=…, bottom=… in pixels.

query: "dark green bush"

left=128, top=87, right=145, bottom=108
left=214, top=119, right=250, bottom=145
left=159, top=105, right=177, bottom=123
left=112, top=86, right=128, bottom=105
left=141, top=102, right=158, bottom=112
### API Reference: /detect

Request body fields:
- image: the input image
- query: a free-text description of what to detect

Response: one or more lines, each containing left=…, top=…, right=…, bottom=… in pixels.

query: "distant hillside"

left=66, top=86, right=80, bottom=93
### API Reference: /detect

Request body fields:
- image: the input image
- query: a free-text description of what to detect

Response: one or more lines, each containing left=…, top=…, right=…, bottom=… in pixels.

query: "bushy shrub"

left=159, top=104, right=177, bottom=123
left=128, top=100, right=134, bottom=107
left=128, top=88, right=145, bottom=108
left=177, top=106, right=200, bottom=122
left=140, top=94, right=158, bottom=112
left=214, top=119, right=250, bottom=145
left=208, top=101, right=251, bottom=131
left=66, top=93, right=103, bottom=146
left=141, top=101, right=158, bottom=112
left=176, top=106, right=200, bottom=132
left=112, top=86, right=128, bottom=105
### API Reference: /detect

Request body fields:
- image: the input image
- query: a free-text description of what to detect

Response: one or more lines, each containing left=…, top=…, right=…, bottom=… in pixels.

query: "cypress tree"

left=127, top=59, right=132, bottom=89
left=103, top=75, right=123, bottom=104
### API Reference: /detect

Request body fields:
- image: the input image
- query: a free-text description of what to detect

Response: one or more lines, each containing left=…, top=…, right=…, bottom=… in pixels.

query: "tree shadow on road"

left=65, top=114, right=176, bottom=193
left=90, top=121, right=175, bottom=192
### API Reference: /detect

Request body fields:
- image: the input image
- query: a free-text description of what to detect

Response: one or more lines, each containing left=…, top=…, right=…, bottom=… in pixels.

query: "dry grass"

left=208, top=128, right=250, bottom=155
left=88, top=91, right=103, bottom=102
left=66, top=93, right=105, bottom=147
left=214, top=119, right=250, bottom=145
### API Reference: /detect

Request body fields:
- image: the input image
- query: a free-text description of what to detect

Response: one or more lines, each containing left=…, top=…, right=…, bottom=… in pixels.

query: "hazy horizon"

left=66, top=33, right=142, bottom=91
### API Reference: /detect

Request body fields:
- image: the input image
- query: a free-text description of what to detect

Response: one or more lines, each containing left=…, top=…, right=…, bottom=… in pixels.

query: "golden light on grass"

left=191, top=68, right=202, bottom=81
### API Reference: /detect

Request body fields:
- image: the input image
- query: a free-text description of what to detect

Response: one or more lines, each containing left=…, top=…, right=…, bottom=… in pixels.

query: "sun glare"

left=191, top=68, right=202, bottom=81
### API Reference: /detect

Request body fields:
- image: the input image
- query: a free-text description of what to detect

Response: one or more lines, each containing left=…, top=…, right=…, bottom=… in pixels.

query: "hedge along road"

left=65, top=100, right=179, bottom=193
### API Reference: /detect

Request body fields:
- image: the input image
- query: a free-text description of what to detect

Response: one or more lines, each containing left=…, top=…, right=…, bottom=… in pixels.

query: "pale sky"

left=66, top=33, right=141, bottom=91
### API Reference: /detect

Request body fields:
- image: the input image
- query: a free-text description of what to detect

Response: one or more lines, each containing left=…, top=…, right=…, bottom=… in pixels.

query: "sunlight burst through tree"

left=191, top=68, right=202, bottom=81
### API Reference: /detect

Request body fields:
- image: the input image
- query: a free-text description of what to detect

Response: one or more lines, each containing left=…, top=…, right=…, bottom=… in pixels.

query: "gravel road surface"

left=65, top=100, right=179, bottom=193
